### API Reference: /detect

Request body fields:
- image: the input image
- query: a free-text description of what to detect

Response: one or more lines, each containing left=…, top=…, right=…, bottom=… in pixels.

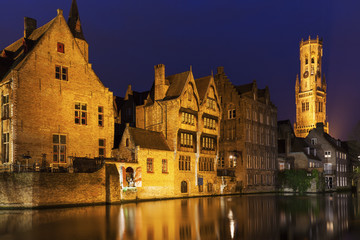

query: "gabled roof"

left=163, top=71, right=190, bottom=100
left=323, top=132, right=346, bottom=152
left=195, top=75, right=211, bottom=102
left=292, top=137, right=321, bottom=161
left=128, top=127, right=170, bottom=151
left=0, top=17, right=56, bottom=80
left=235, top=82, right=253, bottom=95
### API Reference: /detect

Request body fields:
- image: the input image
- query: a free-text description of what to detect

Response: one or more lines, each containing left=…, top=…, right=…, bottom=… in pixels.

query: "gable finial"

left=68, top=0, right=86, bottom=41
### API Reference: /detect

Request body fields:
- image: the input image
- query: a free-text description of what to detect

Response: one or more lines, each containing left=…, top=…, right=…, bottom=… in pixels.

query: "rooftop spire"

left=68, top=0, right=86, bottom=41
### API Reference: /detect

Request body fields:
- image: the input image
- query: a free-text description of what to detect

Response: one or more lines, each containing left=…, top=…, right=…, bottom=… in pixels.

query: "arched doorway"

left=126, top=167, right=135, bottom=187
left=181, top=181, right=188, bottom=193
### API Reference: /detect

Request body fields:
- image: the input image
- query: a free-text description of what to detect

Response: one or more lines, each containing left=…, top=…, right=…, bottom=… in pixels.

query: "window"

left=325, top=151, right=331, bottom=158
left=228, top=109, right=236, bottom=119
left=181, top=181, right=188, bottom=193
left=305, top=58, right=308, bottom=65
left=162, top=159, right=168, bottom=173
left=99, top=139, right=105, bottom=157
left=147, top=158, right=154, bottom=173
left=311, top=138, right=317, bottom=145
left=57, top=42, right=65, bottom=53
left=55, top=65, right=68, bottom=80
left=253, top=111, right=257, bottom=122
left=199, top=157, right=214, bottom=171
left=318, top=102, right=323, bottom=112
left=311, top=58, right=315, bottom=64
left=179, top=155, right=191, bottom=171
left=98, top=106, right=104, bottom=127
left=1, top=95, right=9, bottom=119
left=181, top=112, right=195, bottom=125
left=207, top=183, right=213, bottom=192
left=2, top=133, right=9, bottom=162
left=259, top=113, right=263, bottom=124
left=204, top=117, right=216, bottom=129
left=198, top=184, right=203, bottom=192
left=126, top=138, right=129, bottom=147
left=75, top=103, right=87, bottom=125
left=53, top=134, right=66, bottom=162
left=207, top=98, right=216, bottom=110
left=180, top=133, right=194, bottom=148
left=202, top=137, right=215, bottom=151
left=246, top=108, right=251, bottom=120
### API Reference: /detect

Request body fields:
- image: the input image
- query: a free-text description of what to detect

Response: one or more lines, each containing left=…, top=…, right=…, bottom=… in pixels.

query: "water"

left=1, top=193, right=359, bottom=240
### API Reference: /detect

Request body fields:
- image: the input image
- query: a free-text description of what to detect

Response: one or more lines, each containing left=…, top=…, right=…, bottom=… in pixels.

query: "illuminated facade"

left=294, top=36, right=328, bottom=138
left=134, top=64, right=222, bottom=196
left=0, top=1, right=114, bottom=170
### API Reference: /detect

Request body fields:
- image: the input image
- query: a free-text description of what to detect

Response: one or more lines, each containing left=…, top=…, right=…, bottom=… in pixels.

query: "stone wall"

left=0, top=165, right=123, bottom=208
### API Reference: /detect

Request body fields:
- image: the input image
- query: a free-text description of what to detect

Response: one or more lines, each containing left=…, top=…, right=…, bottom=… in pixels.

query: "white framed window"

left=311, top=138, right=317, bottom=145
left=325, top=151, right=331, bottom=158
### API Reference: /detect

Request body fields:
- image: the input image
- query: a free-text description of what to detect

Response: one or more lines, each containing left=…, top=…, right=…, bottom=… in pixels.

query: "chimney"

left=217, top=66, right=224, bottom=74
left=24, top=17, right=37, bottom=38
left=316, top=122, right=324, bottom=132
left=154, top=64, right=166, bottom=101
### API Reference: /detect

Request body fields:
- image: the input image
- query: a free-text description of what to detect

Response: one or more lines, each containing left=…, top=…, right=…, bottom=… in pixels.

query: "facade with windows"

left=306, top=123, right=350, bottom=190
left=0, top=2, right=114, bottom=170
left=134, top=64, right=221, bottom=196
left=294, top=37, right=329, bottom=137
left=215, top=67, right=278, bottom=193
left=112, top=125, right=175, bottom=199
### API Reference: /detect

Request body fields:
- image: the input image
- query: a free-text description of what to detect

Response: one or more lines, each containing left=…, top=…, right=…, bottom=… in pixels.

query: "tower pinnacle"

left=68, top=0, right=86, bottom=40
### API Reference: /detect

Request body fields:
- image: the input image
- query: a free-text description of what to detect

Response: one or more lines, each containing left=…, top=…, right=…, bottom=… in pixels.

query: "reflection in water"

left=0, top=193, right=358, bottom=240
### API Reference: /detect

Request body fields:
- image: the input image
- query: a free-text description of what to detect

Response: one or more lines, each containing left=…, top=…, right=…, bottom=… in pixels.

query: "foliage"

left=278, top=169, right=315, bottom=194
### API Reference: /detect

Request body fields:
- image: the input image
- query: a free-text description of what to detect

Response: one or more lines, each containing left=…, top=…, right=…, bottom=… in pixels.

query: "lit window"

left=325, top=151, right=331, bottom=158
left=179, top=155, right=191, bottom=171
left=53, top=134, right=66, bottom=163
left=204, top=117, right=216, bottom=129
left=75, top=103, right=87, bottom=125
left=57, top=42, right=65, bottom=53
left=181, top=112, right=195, bottom=125
left=180, top=132, right=194, bottom=148
left=2, top=133, right=9, bottom=162
left=1, top=95, right=9, bottom=119
left=55, top=65, right=68, bottom=80
left=147, top=158, right=153, bottom=173
left=162, top=159, right=168, bottom=173
left=207, top=98, right=216, bottom=110
left=99, top=139, right=106, bottom=157
left=202, top=137, right=215, bottom=151
left=98, top=106, right=104, bottom=127
left=228, top=109, right=236, bottom=119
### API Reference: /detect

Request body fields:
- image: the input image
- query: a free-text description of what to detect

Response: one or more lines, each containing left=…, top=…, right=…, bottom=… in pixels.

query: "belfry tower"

left=294, top=36, right=329, bottom=137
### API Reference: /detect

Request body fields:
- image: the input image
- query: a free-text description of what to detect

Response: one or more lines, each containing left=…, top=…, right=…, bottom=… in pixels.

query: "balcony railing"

left=217, top=169, right=235, bottom=177
left=324, top=170, right=334, bottom=175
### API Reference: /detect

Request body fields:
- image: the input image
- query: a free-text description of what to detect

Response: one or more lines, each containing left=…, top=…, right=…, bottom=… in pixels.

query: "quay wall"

left=0, top=164, right=121, bottom=208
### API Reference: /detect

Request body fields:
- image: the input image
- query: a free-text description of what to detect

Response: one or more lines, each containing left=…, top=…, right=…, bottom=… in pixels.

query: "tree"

left=278, top=169, right=314, bottom=194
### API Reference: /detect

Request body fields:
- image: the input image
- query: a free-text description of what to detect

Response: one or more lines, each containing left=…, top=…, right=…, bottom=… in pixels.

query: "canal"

left=1, top=193, right=360, bottom=240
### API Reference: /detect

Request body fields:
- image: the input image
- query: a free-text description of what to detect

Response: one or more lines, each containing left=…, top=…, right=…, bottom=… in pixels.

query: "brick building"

left=130, top=64, right=222, bottom=196
left=215, top=67, right=277, bottom=193
left=306, top=123, right=349, bottom=190
left=0, top=0, right=114, bottom=170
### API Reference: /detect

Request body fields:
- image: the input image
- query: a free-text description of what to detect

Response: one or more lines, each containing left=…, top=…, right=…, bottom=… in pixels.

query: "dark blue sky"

left=1, top=0, right=360, bottom=140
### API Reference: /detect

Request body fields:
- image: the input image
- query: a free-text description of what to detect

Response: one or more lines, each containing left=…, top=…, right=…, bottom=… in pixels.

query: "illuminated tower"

left=294, top=36, right=329, bottom=138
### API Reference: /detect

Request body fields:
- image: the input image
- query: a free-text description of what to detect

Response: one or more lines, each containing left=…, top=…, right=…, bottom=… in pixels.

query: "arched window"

left=181, top=181, right=188, bottom=193
left=305, top=58, right=308, bottom=65
left=311, top=58, right=314, bottom=64
left=208, top=183, right=213, bottom=192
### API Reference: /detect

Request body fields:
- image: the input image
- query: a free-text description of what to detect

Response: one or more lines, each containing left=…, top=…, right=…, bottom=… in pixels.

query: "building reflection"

left=0, top=193, right=355, bottom=240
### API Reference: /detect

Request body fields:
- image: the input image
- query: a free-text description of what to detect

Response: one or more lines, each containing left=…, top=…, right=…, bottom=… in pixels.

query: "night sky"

left=1, top=0, right=360, bottom=140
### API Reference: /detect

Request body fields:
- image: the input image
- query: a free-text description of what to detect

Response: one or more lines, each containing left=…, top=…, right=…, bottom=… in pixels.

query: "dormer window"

left=57, top=42, right=64, bottom=53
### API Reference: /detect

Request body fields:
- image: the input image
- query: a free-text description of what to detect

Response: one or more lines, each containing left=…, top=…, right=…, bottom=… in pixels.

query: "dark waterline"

left=1, top=193, right=360, bottom=240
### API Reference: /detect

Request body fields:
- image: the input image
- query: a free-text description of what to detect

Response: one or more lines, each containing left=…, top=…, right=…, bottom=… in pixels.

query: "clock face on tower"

left=303, top=71, right=309, bottom=78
